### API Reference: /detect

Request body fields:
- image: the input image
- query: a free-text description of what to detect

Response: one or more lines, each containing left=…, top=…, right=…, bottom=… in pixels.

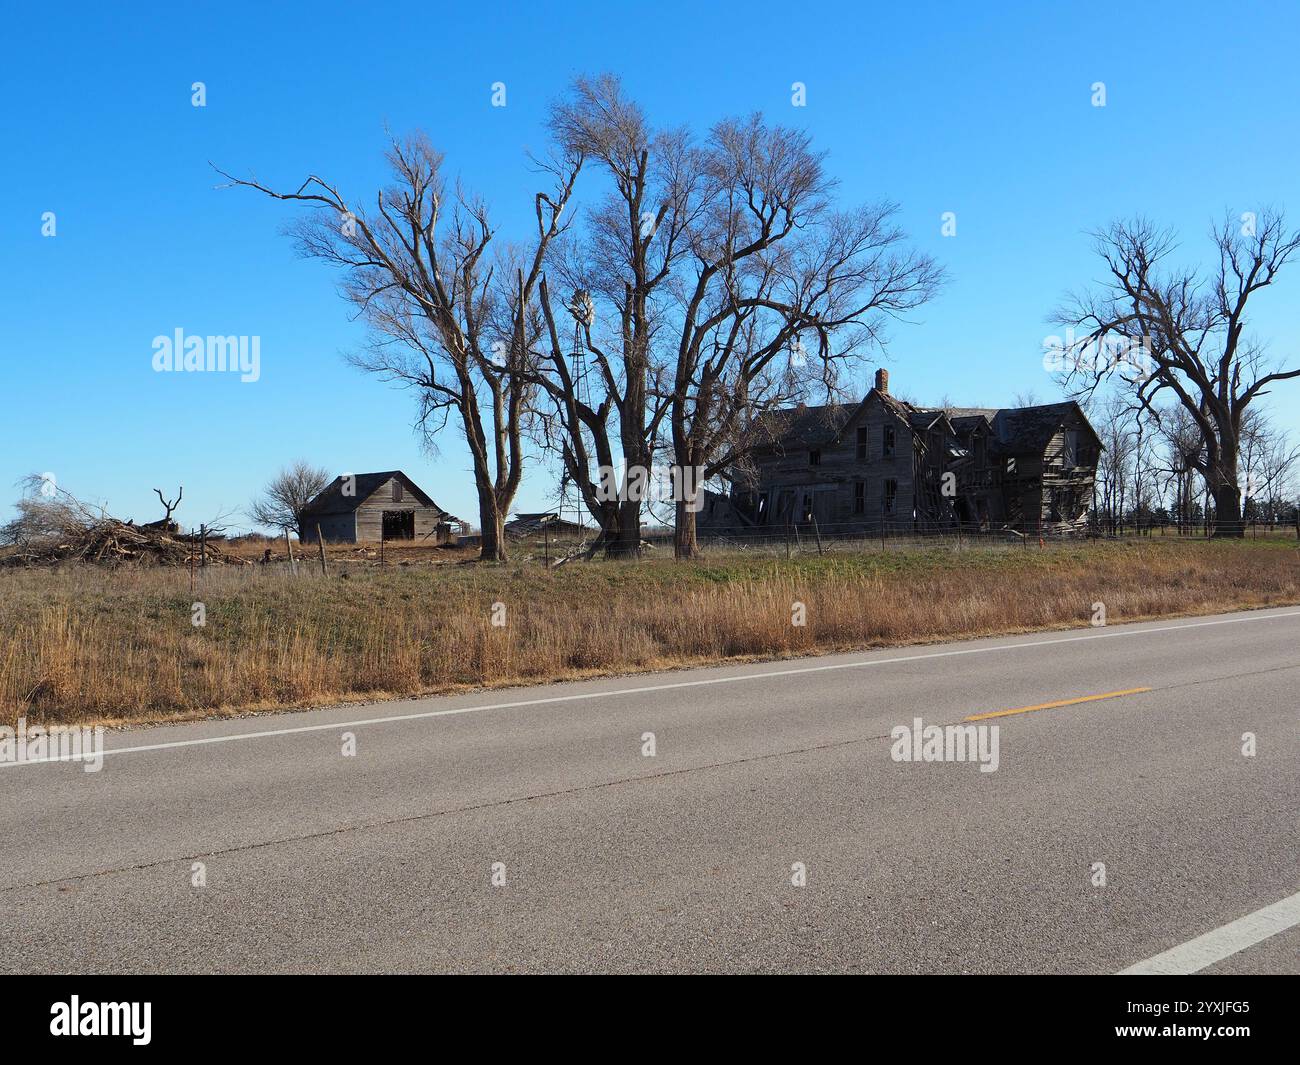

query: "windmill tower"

left=558, top=289, right=596, bottom=541
left=568, top=289, right=595, bottom=410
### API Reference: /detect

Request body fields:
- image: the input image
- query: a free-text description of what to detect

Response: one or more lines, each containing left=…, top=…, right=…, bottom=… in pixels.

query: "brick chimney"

left=874, top=368, right=889, bottom=394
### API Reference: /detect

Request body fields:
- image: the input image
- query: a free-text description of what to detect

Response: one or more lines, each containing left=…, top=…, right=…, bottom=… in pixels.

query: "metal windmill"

left=568, top=289, right=595, bottom=409
left=558, top=289, right=596, bottom=542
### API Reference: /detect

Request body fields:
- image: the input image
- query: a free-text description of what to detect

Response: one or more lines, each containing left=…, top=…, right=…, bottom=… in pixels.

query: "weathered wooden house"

left=298, top=471, right=462, bottom=544
left=702, top=370, right=1100, bottom=535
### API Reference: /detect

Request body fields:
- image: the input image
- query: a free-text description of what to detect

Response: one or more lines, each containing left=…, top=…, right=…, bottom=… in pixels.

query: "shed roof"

left=300, top=471, right=450, bottom=517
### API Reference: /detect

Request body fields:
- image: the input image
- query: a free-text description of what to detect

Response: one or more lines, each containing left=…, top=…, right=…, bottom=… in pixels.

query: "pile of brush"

left=0, top=481, right=247, bottom=567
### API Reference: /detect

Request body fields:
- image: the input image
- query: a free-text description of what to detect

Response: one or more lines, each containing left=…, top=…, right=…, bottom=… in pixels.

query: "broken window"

left=853, top=481, right=865, bottom=514
left=883, top=478, right=898, bottom=514
left=1062, top=430, right=1079, bottom=468
left=856, top=426, right=868, bottom=460
left=883, top=426, right=896, bottom=458
left=392, top=479, right=404, bottom=503
left=809, top=448, right=821, bottom=466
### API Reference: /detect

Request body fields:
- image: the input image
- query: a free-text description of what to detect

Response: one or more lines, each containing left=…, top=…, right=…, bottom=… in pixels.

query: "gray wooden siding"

left=302, top=476, right=454, bottom=543
left=304, top=512, right=356, bottom=543
left=744, top=398, right=917, bottom=527
left=354, top=476, right=445, bottom=541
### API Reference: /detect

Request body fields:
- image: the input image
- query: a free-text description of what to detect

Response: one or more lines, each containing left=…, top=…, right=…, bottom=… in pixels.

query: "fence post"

left=812, top=516, right=824, bottom=555
left=316, top=525, right=328, bottom=576
left=200, top=524, right=207, bottom=568
left=285, top=527, right=296, bottom=574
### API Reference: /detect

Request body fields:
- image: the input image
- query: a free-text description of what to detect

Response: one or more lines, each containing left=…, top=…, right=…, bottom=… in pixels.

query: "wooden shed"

left=297, top=471, right=462, bottom=544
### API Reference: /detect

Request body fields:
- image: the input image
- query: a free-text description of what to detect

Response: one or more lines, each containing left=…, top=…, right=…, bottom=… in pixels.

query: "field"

left=2, top=537, right=1298, bottom=728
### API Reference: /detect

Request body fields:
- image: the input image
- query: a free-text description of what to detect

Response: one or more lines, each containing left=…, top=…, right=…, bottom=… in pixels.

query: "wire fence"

left=500, top=515, right=1300, bottom=564
left=104, top=515, right=1299, bottom=576
left=639, top=517, right=1300, bottom=557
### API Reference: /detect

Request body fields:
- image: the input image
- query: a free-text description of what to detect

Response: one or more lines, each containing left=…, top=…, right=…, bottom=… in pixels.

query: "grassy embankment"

left=1, top=538, right=1297, bottom=727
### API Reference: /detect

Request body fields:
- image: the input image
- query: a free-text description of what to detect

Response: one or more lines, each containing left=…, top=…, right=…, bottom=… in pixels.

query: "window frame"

left=883, top=477, right=898, bottom=514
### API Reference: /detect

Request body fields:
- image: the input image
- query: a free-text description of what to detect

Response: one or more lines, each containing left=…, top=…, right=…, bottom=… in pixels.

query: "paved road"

left=2, top=607, right=1297, bottom=974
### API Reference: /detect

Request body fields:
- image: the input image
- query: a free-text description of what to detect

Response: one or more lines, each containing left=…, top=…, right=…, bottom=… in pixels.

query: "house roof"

left=300, top=471, right=449, bottom=517
left=988, top=402, right=1096, bottom=453
left=753, top=394, right=1098, bottom=456
left=753, top=402, right=856, bottom=449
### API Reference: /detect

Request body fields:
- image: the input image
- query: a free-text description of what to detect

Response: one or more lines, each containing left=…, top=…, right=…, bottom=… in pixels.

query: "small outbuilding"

left=298, top=471, right=462, bottom=544
left=504, top=511, right=588, bottom=539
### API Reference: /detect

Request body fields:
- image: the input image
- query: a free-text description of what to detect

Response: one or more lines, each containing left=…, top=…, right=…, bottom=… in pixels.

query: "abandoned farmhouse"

left=699, top=371, right=1101, bottom=536
left=298, top=471, right=462, bottom=544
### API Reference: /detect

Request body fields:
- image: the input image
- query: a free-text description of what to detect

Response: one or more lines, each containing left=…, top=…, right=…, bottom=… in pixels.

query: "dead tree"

left=534, top=75, right=941, bottom=559
left=1053, top=210, right=1300, bottom=537
left=149, top=486, right=182, bottom=530
left=218, top=135, right=580, bottom=563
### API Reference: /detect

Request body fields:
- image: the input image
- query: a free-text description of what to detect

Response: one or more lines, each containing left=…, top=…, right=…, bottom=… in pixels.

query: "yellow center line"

left=964, top=687, right=1153, bottom=722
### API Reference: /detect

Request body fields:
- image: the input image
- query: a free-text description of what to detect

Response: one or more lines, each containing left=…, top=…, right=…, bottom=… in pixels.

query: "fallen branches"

left=0, top=479, right=248, bottom=567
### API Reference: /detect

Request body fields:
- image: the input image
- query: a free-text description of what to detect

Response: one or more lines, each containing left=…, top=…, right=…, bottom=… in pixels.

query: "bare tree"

left=533, top=75, right=941, bottom=558
left=218, top=135, right=580, bottom=561
left=249, top=461, right=332, bottom=534
left=1150, top=405, right=1207, bottom=534
left=1241, top=413, right=1300, bottom=526
left=1053, top=209, right=1300, bottom=536
left=1091, top=393, right=1135, bottom=533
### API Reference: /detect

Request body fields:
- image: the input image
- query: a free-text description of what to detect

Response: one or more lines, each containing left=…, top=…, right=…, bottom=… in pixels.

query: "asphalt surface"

left=1, top=606, right=1297, bottom=974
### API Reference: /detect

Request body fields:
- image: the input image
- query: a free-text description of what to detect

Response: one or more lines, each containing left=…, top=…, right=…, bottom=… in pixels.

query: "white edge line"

left=6, top=608, right=1300, bottom=768
left=1117, top=890, right=1300, bottom=974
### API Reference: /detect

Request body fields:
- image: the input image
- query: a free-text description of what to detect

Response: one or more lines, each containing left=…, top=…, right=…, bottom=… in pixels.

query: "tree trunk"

left=674, top=500, right=700, bottom=559
left=476, top=486, right=508, bottom=562
left=605, top=498, right=643, bottom=558
left=1210, top=445, right=1243, bottom=538
left=1211, top=482, right=1244, bottom=537
left=479, top=511, right=507, bottom=561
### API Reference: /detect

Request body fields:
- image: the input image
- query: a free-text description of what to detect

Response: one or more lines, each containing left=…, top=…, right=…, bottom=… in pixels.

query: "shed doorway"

left=382, top=510, right=415, bottom=540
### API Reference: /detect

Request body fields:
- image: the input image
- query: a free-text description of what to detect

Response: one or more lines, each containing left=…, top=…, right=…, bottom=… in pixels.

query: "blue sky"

left=3, top=1, right=1298, bottom=530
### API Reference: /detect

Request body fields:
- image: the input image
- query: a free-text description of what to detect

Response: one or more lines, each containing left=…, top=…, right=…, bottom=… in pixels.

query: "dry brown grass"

left=1, top=538, right=1297, bottom=728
